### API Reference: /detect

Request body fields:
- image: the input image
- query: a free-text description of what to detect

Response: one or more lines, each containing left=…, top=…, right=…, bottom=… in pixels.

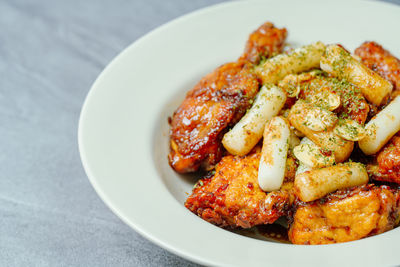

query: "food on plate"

left=168, top=62, right=259, bottom=173
left=288, top=100, right=354, bottom=163
left=168, top=22, right=287, bottom=173
left=240, top=22, right=288, bottom=64
left=294, top=162, right=368, bottom=202
left=222, top=84, right=286, bottom=156
left=168, top=21, right=400, bottom=244
left=281, top=71, right=370, bottom=124
left=367, top=133, right=400, bottom=184
left=256, top=42, right=326, bottom=84
left=289, top=184, right=400, bottom=245
left=333, top=119, right=366, bottom=141
left=294, top=137, right=314, bottom=175
left=355, top=41, right=400, bottom=98
left=321, top=44, right=393, bottom=106
left=185, top=151, right=295, bottom=228
left=293, top=141, right=335, bottom=168
left=358, top=96, right=400, bottom=155
left=258, top=116, right=290, bottom=191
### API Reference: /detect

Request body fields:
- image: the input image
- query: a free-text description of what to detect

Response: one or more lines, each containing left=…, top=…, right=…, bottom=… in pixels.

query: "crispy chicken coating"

left=169, top=62, right=259, bottom=173
left=169, top=22, right=287, bottom=173
left=240, top=22, right=288, bottom=64
left=185, top=152, right=295, bottom=228
left=288, top=184, right=400, bottom=245
left=355, top=41, right=400, bottom=99
left=368, top=133, right=400, bottom=184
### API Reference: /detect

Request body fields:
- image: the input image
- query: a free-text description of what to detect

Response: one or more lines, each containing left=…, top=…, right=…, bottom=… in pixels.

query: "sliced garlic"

left=279, top=71, right=319, bottom=98
left=288, top=101, right=354, bottom=163
left=278, top=76, right=301, bottom=98
left=295, top=138, right=313, bottom=176
left=303, top=105, right=338, bottom=131
left=309, top=90, right=341, bottom=111
left=293, top=142, right=335, bottom=168
left=288, top=85, right=301, bottom=98
left=334, top=119, right=366, bottom=141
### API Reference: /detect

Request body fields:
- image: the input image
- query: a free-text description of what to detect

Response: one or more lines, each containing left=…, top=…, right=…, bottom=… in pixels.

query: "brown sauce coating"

left=169, top=22, right=287, bottom=173
left=355, top=41, right=400, bottom=99
left=289, top=184, right=400, bottom=245
left=368, top=133, right=400, bottom=184
left=169, top=62, right=259, bottom=173
left=299, top=74, right=369, bottom=124
left=171, top=23, right=400, bottom=244
left=240, top=22, right=288, bottom=65
left=185, top=152, right=294, bottom=228
left=256, top=223, right=290, bottom=243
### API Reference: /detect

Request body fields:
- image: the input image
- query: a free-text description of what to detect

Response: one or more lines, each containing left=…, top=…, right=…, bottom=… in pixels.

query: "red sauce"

left=247, top=182, right=254, bottom=190
left=256, top=223, right=290, bottom=243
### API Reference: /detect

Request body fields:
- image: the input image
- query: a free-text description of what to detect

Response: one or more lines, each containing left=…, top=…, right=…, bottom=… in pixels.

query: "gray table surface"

left=1, top=0, right=399, bottom=266
left=0, top=1, right=226, bottom=266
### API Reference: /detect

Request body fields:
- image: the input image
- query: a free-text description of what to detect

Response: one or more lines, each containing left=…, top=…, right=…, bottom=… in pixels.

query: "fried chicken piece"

left=169, top=62, right=259, bottom=173
left=355, top=41, right=400, bottom=98
left=368, top=133, right=400, bottom=184
left=185, top=152, right=295, bottom=228
left=240, top=22, right=288, bottom=64
left=169, top=22, right=287, bottom=173
left=288, top=184, right=400, bottom=245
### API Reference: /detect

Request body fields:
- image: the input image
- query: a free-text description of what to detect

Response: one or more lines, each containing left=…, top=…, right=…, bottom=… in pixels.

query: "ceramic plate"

left=79, top=1, right=400, bottom=266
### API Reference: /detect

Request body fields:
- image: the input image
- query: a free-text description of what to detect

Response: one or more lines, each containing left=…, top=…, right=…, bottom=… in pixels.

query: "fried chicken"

left=368, top=133, right=400, bottom=184
left=169, top=62, right=259, bottom=173
left=240, top=22, right=288, bottom=64
left=185, top=152, right=295, bottom=228
left=355, top=41, right=400, bottom=99
left=288, top=184, right=400, bottom=245
left=169, top=22, right=287, bottom=173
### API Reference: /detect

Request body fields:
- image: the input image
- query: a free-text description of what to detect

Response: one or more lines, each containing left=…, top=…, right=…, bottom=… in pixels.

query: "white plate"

left=78, top=1, right=400, bottom=266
